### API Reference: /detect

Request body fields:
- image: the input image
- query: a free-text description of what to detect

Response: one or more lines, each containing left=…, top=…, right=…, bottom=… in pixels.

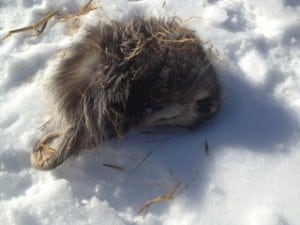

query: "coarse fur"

left=31, top=17, right=221, bottom=170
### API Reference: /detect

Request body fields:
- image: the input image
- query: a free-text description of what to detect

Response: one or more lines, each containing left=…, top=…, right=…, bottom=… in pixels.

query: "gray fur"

left=31, top=17, right=221, bottom=170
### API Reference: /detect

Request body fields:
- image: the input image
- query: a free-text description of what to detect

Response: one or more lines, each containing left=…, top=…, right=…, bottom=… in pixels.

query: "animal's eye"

left=195, top=97, right=218, bottom=115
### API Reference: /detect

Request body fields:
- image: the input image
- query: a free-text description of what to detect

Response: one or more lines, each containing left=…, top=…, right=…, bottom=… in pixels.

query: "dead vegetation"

left=120, top=19, right=200, bottom=64
left=2, top=10, right=59, bottom=40
left=137, top=174, right=181, bottom=216
left=2, top=1, right=223, bottom=63
left=102, top=163, right=125, bottom=171
left=2, top=0, right=98, bottom=40
left=60, top=0, right=99, bottom=35
left=137, top=171, right=200, bottom=216
left=204, top=139, right=209, bottom=156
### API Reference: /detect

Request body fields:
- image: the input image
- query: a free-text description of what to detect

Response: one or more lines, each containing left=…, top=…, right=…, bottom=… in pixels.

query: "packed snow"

left=0, top=0, right=300, bottom=224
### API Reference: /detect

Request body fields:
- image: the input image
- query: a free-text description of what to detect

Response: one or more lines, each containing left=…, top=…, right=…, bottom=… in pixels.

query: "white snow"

left=1, top=0, right=300, bottom=224
left=238, top=49, right=268, bottom=84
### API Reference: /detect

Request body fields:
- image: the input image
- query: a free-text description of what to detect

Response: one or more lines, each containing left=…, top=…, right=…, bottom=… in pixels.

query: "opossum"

left=31, top=17, right=221, bottom=170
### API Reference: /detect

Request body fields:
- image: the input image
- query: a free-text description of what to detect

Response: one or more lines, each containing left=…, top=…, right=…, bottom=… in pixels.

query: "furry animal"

left=31, top=17, right=221, bottom=170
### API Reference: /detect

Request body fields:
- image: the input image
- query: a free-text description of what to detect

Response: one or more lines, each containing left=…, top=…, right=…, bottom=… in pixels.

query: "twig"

left=127, top=149, right=157, bottom=174
left=127, top=137, right=169, bottom=174
left=3, top=1, right=98, bottom=40
left=102, top=163, right=125, bottom=172
left=60, top=0, right=98, bottom=21
left=176, top=170, right=200, bottom=195
left=204, top=139, right=209, bottom=156
left=137, top=175, right=181, bottom=216
left=158, top=38, right=197, bottom=44
left=59, top=0, right=99, bottom=35
left=3, top=10, right=59, bottom=40
left=181, top=16, right=203, bottom=25
left=137, top=170, right=200, bottom=216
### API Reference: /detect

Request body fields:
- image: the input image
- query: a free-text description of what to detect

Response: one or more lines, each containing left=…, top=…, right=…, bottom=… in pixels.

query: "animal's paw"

left=30, top=131, right=61, bottom=170
left=31, top=143, right=57, bottom=170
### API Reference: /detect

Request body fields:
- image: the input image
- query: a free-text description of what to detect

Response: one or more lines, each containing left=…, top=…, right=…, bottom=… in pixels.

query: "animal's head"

left=137, top=52, right=221, bottom=129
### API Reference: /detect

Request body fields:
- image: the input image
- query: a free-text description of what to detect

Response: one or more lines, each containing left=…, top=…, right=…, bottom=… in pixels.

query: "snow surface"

left=1, top=0, right=300, bottom=224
